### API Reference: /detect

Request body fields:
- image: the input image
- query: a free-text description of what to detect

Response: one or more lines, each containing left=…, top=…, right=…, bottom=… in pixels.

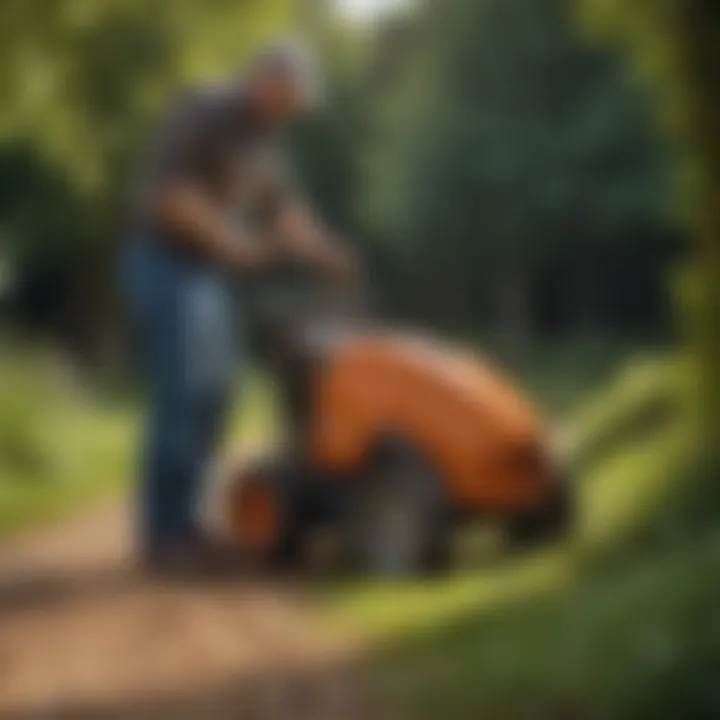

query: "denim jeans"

left=121, top=236, right=240, bottom=550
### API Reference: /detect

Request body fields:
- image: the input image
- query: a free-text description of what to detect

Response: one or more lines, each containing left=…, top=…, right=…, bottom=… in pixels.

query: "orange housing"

left=308, top=332, right=552, bottom=515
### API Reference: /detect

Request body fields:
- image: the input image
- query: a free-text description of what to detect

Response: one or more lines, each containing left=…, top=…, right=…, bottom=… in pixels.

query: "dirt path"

left=0, top=501, right=379, bottom=720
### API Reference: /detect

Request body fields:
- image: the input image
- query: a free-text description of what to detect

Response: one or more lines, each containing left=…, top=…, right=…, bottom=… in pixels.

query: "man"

left=122, top=40, right=354, bottom=574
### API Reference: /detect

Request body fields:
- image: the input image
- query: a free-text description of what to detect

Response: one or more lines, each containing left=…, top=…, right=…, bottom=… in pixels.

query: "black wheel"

left=347, top=440, right=452, bottom=577
left=506, top=478, right=573, bottom=550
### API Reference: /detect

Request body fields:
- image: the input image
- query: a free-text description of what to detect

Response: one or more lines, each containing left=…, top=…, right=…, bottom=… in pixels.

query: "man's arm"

left=154, top=184, right=265, bottom=270
left=145, top=90, right=266, bottom=271
left=272, top=199, right=356, bottom=280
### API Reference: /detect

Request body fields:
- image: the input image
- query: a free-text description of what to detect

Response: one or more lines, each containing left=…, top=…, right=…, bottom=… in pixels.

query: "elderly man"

left=122, top=41, right=354, bottom=574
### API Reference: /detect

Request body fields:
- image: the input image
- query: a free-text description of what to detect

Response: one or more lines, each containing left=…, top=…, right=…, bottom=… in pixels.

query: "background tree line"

left=0, top=0, right=682, bottom=369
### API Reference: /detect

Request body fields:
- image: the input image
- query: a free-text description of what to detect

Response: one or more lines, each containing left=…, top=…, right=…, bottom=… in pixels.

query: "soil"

left=0, top=501, right=388, bottom=720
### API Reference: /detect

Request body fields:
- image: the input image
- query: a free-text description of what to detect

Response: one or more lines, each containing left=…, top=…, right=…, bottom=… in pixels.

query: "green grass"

left=355, top=529, right=720, bottom=719
left=227, top=366, right=283, bottom=448
left=485, top=334, right=643, bottom=418
left=0, top=404, right=135, bottom=536
left=0, top=334, right=636, bottom=538
left=328, top=352, right=710, bottom=719
left=0, top=348, right=136, bottom=536
left=0, top=349, right=280, bottom=537
left=3, top=340, right=712, bottom=718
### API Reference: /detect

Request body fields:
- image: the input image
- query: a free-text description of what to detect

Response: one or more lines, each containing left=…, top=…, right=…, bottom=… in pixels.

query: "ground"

left=0, top=499, right=381, bottom=720
left=0, top=353, right=707, bottom=720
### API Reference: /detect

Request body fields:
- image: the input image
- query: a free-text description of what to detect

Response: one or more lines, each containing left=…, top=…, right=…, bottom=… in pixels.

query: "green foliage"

left=0, top=0, right=295, bottom=337
left=0, top=352, right=50, bottom=478
left=356, top=528, right=720, bottom=720
left=515, top=335, right=641, bottom=416
left=569, top=355, right=683, bottom=467
left=0, top=0, right=295, bottom=190
left=0, top=0, right=677, bottom=361
left=580, top=0, right=720, bottom=506
left=359, top=0, right=670, bottom=340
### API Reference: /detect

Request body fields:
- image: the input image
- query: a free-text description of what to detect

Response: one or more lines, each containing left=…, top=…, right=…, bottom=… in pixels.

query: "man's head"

left=245, top=39, right=322, bottom=127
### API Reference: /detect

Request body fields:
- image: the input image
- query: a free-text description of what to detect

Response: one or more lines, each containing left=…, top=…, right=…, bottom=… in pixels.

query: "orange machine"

left=309, top=333, right=550, bottom=513
left=224, top=280, right=571, bottom=576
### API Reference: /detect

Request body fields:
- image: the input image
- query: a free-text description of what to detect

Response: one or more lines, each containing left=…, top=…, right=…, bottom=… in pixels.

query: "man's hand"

left=156, top=184, right=269, bottom=273
left=273, top=201, right=359, bottom=282
left=226, top=236, right=274, bottom=273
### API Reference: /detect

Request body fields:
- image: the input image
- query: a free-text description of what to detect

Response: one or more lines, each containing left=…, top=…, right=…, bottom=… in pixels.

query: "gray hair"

left=251, top=38, right=324, bottom=109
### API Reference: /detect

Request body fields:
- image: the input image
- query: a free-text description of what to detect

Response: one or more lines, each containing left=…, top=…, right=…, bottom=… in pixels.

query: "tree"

left=360, top=0, right=668, bottom=357
left=0, top=0, right=294, bottom=363
left=580, top=0, right=720, bottom=480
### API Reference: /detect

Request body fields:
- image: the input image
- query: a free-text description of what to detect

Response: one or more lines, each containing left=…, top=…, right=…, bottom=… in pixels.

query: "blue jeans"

left=121, top=236, right=240, bottom=550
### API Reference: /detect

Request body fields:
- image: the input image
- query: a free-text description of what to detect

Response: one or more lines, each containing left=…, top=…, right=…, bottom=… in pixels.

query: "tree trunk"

left=496, top=262, right=532, bottom=367
left=671, top=3, right=720, bottom=459
left=571, top=252, right=601, bottom=333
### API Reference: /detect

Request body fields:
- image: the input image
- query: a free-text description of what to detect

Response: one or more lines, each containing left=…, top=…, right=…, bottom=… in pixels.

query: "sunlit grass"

left=0, top=348, right=136, bottom=535
left=227, top=366, right=283, bottom=450
left=359, top=527, right=720, bottom=719
left=0, top=403, right=135, bottom=536
left=2, top=343, right=712, bottom=717
left=328, top=550, right=573, bottom=646
left=0, top=350, right=280, bottom=537
left=326, top=352, right=708, bottom=718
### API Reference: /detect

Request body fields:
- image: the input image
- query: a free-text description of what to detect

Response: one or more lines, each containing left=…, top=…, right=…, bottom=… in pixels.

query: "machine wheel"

left=227, top=458, right=306, bottom=568
left=506, top=479, right=573, bottom=550
left=347, top=440, right=451, bottom=577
